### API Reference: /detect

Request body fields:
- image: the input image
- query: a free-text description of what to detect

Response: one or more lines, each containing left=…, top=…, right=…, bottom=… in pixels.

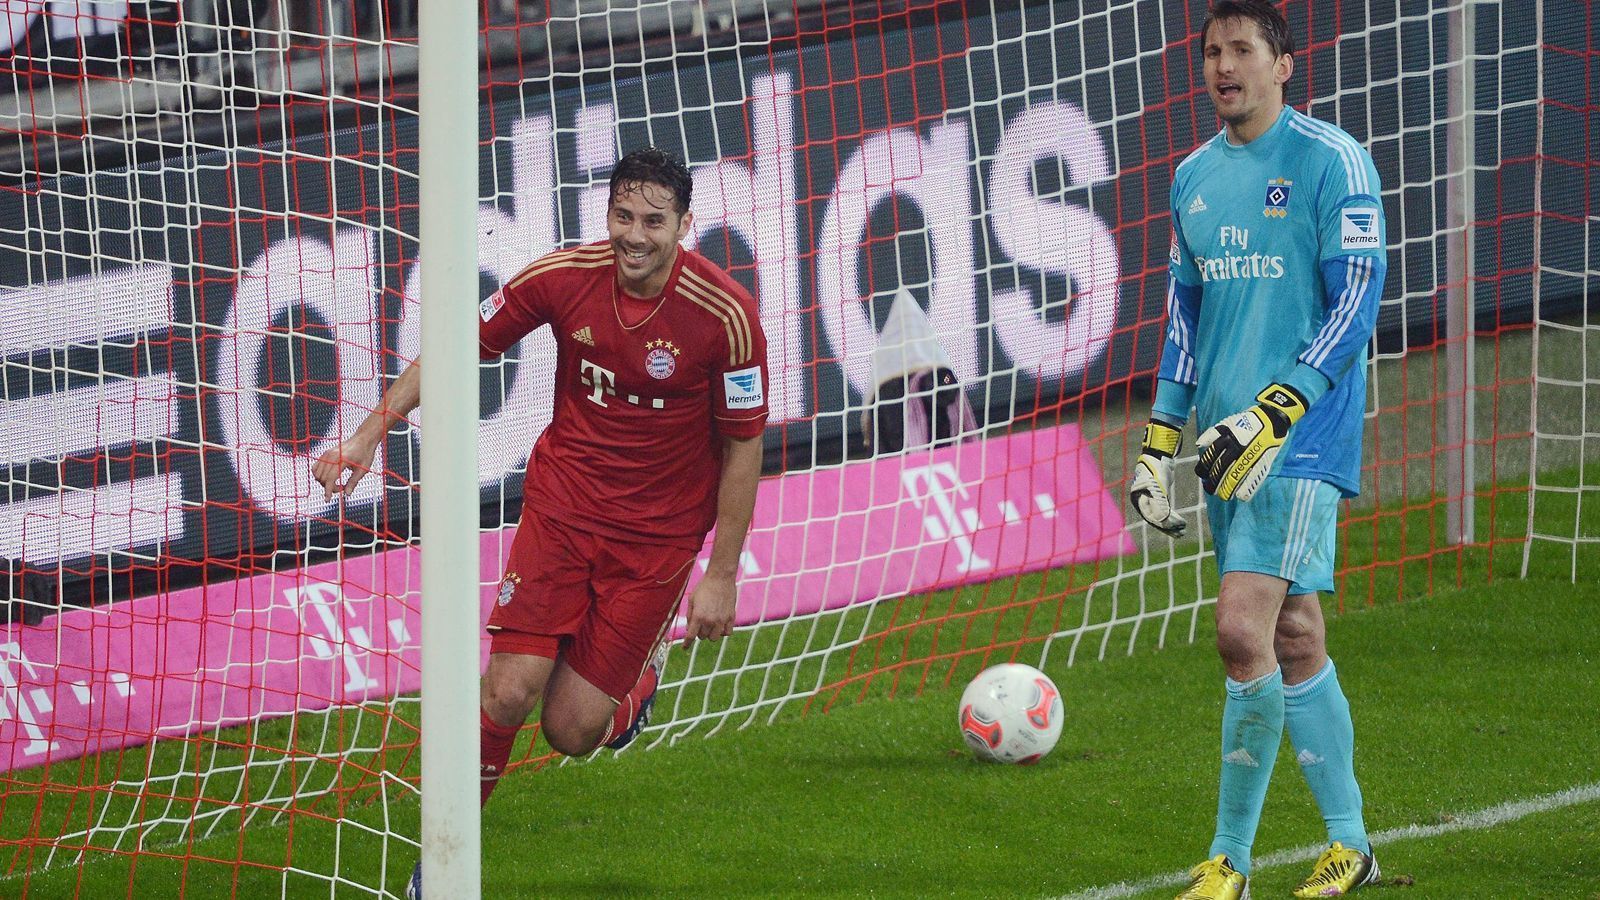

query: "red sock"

left=604, top=664, right=659, bottom=743
left=480, top=709, right=521, bottom=806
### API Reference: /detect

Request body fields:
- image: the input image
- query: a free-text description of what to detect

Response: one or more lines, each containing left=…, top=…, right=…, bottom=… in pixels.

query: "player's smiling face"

left=608, top=180, right=693, bottom=298
left=1203, top=16, right=1292, bottom=144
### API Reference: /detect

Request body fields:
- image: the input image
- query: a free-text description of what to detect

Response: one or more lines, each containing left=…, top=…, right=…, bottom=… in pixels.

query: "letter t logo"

left=580, top=359, right=614, bottom=407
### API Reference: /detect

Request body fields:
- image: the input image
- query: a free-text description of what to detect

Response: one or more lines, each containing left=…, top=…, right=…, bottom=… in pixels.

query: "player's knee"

left=539, top=708, right=605, bottom=757
left=1214, top=617, right=1264, bottom=669
left=481, top=675, right=539, bottom=727
left=1273, top=610, right=1325, bottom=666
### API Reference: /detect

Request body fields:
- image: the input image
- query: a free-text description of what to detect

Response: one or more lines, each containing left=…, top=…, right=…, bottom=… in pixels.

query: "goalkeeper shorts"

left=1204, top=476, right=1340, bottom=595
left=487, top=508, right=697, bottom=700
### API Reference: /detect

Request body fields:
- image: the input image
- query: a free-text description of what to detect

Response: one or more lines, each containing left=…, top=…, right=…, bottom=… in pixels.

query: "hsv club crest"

left=1263, top=177, right=1292, bottom=218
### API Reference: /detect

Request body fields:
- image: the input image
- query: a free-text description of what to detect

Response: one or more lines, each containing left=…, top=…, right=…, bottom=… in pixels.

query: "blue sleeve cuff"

left=1280, top=362, right=1332, bottom=408
left=1151, top=378, right=1194, bottom=427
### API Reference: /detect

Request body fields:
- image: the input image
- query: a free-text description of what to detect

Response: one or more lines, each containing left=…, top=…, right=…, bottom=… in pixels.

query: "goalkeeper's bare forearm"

left=310, top=359, right=423, bottom=500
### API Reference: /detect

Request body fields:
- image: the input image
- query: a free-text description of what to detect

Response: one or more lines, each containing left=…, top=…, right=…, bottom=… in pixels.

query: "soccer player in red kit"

left=312, top=147, right=767, bottom=895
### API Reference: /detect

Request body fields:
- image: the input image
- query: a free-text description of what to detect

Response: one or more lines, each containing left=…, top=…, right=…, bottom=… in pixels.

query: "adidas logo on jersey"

left=1188, top=195, right=1208, bottom=215
left=571, top=326, right=595, bottom=346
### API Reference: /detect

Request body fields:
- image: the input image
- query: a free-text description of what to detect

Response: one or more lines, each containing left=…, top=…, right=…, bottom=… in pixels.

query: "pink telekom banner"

left=0, top=424, right=1130, bottom=772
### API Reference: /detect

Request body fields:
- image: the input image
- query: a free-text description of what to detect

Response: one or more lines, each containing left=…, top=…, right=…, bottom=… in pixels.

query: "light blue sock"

left=1208, top=667, right=1284, bottom=875
left=1284, top=659, right=1370, bottom=854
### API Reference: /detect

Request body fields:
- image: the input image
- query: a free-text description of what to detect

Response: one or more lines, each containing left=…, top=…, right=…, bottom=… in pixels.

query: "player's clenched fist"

left=1195, top=383, right=1308, bottom=502
left=1129, top=420, right=1187, bottom=537
left=311, top=434, right=380, bottom=502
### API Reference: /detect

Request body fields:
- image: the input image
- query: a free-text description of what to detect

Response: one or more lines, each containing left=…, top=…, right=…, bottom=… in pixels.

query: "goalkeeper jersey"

left=1155, top=106, right=1387, bottom=497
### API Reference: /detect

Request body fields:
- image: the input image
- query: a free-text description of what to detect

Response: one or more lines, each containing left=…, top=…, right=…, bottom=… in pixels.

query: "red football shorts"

left=486, top=507, right=697, bottom=700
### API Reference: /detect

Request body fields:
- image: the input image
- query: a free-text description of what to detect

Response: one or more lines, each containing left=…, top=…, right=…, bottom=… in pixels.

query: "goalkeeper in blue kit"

left=1129, top=3, right=1387, bottom=898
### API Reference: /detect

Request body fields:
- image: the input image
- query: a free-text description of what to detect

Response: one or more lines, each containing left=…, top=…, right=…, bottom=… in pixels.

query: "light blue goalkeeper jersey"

left=1153, top=107, right=1387, bottom=498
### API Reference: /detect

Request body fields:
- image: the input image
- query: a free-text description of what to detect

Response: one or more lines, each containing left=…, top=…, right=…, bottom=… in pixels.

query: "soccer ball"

left=957, top=663, right=1063, bottom=764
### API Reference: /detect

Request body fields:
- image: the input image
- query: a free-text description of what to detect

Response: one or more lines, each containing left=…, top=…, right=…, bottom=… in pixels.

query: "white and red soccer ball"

left=958, top=663, right=1063, bottom=764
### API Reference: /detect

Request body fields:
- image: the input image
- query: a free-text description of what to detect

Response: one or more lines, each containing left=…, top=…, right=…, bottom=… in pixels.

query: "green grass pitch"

left=9, top=571, right=1598, bottom=898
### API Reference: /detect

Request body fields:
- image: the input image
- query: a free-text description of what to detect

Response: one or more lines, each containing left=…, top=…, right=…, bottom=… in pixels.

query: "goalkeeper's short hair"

left=1202, top=0, right=1296, bottom=60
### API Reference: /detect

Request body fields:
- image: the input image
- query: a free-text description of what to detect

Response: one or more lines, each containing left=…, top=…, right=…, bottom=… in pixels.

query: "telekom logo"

left=579, top=359, right=616, bottom=407
left=0, top=641, right=133, bottom=759
left=288, top=584, right=410, bottom=695
left=900, top=463, right=992, bottom=573
left=0, top=643, right=55, bottom=757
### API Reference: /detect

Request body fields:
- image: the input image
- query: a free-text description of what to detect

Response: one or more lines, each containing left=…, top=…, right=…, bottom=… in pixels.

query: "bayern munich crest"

left=496, top=573, right=521, bottom=606
left=645, top=338, right=680, bottom=379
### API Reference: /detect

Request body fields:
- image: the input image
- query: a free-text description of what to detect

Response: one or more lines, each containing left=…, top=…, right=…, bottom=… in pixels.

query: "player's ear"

left=677, top=208, right=694, bottom=240
left=1274, top=52, right=1293, bottom=89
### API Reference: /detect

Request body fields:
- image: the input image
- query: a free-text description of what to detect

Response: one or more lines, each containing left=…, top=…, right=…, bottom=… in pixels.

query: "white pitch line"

left=1052, top=781, right=1600, bottom=900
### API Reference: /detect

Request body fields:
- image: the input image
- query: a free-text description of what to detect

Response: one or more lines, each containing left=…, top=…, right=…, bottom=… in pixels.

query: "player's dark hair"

left=609, top=146, right=693, bottom=215
left=1202, top=0, right=1296, bottom=61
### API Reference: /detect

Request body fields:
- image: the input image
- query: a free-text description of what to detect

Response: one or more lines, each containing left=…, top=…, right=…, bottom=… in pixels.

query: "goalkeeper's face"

left=608, top=180, right=694, bottom=297
left=1202, top=16, right=1292, bottom=140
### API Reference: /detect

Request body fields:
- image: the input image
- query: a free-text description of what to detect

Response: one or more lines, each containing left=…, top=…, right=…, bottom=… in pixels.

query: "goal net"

left=0, top=1, right=1591, bottom=895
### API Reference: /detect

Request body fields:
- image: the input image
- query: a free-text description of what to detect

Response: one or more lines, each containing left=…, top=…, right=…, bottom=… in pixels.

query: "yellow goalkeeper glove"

left=1129, top=420, right=1186, bottom=537
left=1195, top=384, right=1309, bottom=502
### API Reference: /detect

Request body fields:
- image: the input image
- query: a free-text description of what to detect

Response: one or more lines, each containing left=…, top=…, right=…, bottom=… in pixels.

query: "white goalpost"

left=416, top=0, right=481, bottom=896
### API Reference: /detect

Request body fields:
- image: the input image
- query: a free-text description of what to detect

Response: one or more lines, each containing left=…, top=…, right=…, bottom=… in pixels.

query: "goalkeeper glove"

left=1129, top=420, right=1187, bottom=537
left=1195, top=383, right=1309, bottom=502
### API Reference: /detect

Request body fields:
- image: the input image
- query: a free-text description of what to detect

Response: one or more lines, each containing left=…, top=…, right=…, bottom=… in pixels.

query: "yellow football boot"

left=1175, top=854, right=1249, bottom=900
left=1292, top=842, right=1380, bottom=897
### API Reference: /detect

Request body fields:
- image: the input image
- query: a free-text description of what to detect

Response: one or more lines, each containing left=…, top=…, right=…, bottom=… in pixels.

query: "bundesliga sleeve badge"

left=479, top=289, right=506, bottom=322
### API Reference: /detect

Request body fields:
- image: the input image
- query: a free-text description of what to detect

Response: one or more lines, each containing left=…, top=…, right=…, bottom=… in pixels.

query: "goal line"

left=1054, top=781, right=1600, bottom=900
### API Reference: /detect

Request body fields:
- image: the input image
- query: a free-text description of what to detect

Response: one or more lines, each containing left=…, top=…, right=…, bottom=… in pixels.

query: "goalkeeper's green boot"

left=1292, top=842, right=1380, bottom=897
left=1174, top=854, right=1249, bottom=900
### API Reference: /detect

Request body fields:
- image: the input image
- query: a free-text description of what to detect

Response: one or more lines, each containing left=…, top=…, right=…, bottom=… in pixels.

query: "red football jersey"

left=478, top=240, right=769, bottom=549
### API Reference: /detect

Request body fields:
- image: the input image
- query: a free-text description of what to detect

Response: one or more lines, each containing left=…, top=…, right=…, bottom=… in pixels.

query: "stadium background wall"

left=0, top=3, right=1585, bottom=608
